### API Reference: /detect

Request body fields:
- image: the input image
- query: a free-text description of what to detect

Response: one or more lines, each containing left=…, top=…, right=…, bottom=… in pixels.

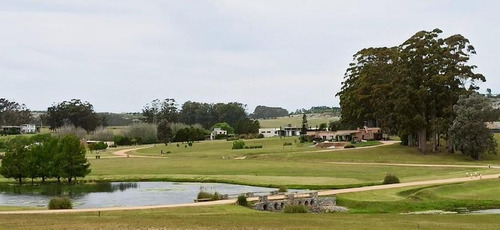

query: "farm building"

left=1, top=124, right=38, bottom=134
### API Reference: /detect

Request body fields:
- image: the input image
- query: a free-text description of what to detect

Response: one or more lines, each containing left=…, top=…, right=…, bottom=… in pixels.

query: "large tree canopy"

left=451, top=94, right=498, bottom=160
left=250, top=105, right=289, bottom=119
left=337, top=29, right=486, bottom=153
left=0, top=98, right=31, bottom=126
left=47, top=99, right=102, bottom=132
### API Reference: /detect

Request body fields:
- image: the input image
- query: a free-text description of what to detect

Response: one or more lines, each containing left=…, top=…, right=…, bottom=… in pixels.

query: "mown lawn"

left=70, top=136, right=500, bottom=189
left=337, top=179, right=500, bottom=213
left=0, top=205, right=499, bottom=230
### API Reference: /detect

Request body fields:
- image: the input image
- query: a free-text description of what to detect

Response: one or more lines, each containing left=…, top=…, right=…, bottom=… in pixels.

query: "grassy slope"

left=0, top=205, right=499, bottom=230
left=338, top=179, right=500, bottom=213
left=74, top=135, right=500, bottom=189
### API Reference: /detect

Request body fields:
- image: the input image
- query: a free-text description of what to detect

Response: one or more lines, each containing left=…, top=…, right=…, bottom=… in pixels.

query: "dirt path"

left=1, top=173, right=498, bottom=215
left=110, top=145, right=168, bottom=159
left=323, top=161, right=500, bottom=169
left=308, top=140, right=400, bottom=153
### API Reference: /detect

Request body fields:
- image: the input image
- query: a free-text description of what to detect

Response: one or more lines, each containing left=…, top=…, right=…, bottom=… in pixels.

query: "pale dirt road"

left=1, top=173, right=498, bottom=215
left=323, top=161, right=500, bottom=169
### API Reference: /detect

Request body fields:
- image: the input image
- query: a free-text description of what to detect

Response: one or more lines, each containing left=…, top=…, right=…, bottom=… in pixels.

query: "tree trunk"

left=57, top=176, right=61, bottom=183
left=18, top=177, right=22, bottom=185
left=408, top=134, right=413, bottom=146
left=42, top=177, right=46, bottom=183
left=68, top=177, right=72, bottom=184
left=418, top=129, right=426, bottom=153
left=447, top=135, right=455, bottom=153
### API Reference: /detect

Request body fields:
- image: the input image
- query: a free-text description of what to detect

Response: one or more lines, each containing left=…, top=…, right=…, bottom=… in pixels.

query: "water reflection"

left=0, top=182, right=305, bottom=209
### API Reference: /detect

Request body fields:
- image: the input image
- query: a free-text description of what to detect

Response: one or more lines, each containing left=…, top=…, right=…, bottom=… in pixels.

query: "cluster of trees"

left=337, top=28, right=497, bottom=158
left=250, top=106, right=289, bottom=119
left=47, top=99, right=103, bottom=132
left=291, top=106, right=341, bottom=116
left=141, top=99, right=260, bottom=143
left=0, top=134, right=90, bottom=184
left=0, top=98, right=31, bottom=126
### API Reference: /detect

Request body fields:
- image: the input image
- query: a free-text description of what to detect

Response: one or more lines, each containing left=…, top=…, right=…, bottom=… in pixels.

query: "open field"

left=258, top=113, right=338, bottom=128
left=70, top=135, right=500, bottom=189
left=0, top=204, right=499, bottom=230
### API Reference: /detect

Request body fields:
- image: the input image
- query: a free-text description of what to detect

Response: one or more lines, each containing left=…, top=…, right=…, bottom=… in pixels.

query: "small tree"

left=59, top=135, right=91, bottom=183
left=300, top=114, right=308, bottom=135
left=451, top=94, right=498, bottom=160
left=0, top=136, right=32, bottom=185
left=212, top=122, right=234, bottom=134
left=157, top=120, right=173, bottom=144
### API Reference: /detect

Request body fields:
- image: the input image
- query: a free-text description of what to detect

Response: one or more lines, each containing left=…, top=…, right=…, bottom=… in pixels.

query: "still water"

left=0, top=182, right=303, bottom=209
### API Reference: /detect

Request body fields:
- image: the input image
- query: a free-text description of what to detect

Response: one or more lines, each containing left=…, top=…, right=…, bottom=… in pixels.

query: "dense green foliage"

left=337, top=28, right=486, bottom=153
left=283, top=204, right=309, bottom=213
left=251, top=105, right=289, bottom=119
left=236, top=195, right=248, bottom=206
left=211, top=122, right=234, bottom=134
left=382, top=174, right=400, bottom=184
left=279, top=185, right=288, bottom=192
left=197, top=191, right=222, bottom=201
left=172, top=127, right=206, bottom=142
left=0, top=98, right=31, bottom=126
left=142, top=98, right=179, bottom=124
left=157, top=120, right=173, bottom=144
left=48, top=197, right=72, bottom=209
left=0, top=134, right=91, bottom=184
left=47, top=99, right=102, bottom=132
left=451, top=94, right=498, bottom=160
left=232, top=140, right=245, bottom=149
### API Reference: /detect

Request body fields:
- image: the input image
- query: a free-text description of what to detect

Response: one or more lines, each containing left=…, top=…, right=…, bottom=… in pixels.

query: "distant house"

left=283, top=124, right=301, bottom=136
left=1, top=124, right=38, bottom=134
left=258, top=128, right=281, bottom=138
left=210, top=128, right=227, bottom=140
left=486, top=122, right=500, bottom=133
left=307, top=127, right=382, bottom=141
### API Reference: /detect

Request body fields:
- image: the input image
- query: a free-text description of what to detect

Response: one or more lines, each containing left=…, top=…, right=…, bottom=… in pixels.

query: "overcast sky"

left=1, top=0, right=499, bottom=113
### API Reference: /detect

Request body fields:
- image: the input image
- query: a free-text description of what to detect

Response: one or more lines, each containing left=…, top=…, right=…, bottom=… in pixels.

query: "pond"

left=0, top=182, right=306, bottom=209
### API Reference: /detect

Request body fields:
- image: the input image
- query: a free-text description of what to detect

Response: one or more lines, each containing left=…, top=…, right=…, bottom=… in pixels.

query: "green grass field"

left=338, top=179, right=500, bottom=213
left=0, top=205, right=499, bottom=230
left=70, top=135, right=500, bottom=190
left=1, top=135, right=500, bottom=229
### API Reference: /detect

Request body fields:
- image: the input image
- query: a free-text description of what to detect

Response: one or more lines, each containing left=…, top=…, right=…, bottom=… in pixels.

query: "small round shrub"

left=278, top=185, right=288, bottom=193
left=232, top=140, right=246, bottom=149
left=237, top=195, right=248, bottom=206
left=283, top=204, right=308, bottom=213
left=383, top=173, right=400, bottom=184
left=197, top=191, right=212, bottom=199
left=48, top=197, right=72, bottom=209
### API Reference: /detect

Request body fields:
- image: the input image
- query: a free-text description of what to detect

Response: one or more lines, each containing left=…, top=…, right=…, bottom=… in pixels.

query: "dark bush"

left=232, top=140, right=245, bottom=149
left=197, top=191, right=222, bottom=201
left=48, top=197, right=72, bottom=209
left=283, top=204, right=308, bottom=213
left=244, top=145, right=262, bottom=149
left=344, top=144, right=355, bottom=148
left=237, top=195, right=248, bottom=206
left=383, top=173, right=400, bottom=184
left=278, top=185, right=288, bottom=193
left=257, top=134, right=264, bottom=138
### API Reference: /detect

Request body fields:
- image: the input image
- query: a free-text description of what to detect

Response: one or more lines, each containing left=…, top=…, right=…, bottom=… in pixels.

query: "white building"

left=1, top=124, right=38, bottom=134
left=210, top=128, right=227, bottom=140
left=258, top=128, right=281, bottom=138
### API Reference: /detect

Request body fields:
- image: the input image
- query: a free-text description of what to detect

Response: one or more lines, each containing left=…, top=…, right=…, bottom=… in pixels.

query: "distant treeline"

left=291, top=106, right=341, bottom=116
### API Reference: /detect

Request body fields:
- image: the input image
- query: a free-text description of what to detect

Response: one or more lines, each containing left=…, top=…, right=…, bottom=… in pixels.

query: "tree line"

left=0, top=134, right=90, bottom=184
left=337, top=28, right=498, bottom=159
